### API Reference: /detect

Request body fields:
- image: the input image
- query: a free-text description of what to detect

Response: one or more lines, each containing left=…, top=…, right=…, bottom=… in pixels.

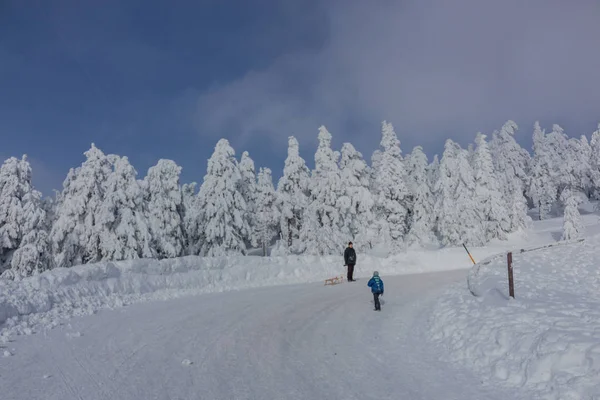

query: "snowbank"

left=0, top=236, right=536, bottom=339
left=428, top=233, right=600, bottom=400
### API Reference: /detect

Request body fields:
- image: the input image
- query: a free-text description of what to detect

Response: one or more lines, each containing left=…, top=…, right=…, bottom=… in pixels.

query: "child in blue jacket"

left=367, top=271, right=384, bottom=311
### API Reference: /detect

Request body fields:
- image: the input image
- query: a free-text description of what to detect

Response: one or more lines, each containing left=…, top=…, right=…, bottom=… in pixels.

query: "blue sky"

left=2, top=0, right=600, bottom=195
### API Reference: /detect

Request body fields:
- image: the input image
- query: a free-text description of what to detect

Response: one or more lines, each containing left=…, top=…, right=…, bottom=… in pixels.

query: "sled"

left=324, top=275, right=345, bottom=286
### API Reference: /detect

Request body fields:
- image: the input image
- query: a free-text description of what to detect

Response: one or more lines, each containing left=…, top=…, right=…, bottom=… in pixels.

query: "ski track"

left=0, top=270, right=528, bottom=400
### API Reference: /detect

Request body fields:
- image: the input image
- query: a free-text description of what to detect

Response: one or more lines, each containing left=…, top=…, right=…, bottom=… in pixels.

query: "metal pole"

left=507, top=252, right=515, bottom=298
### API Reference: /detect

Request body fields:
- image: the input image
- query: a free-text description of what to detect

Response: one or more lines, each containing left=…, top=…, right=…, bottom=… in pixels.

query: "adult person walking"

left=344, top=242, right=357, bottom=282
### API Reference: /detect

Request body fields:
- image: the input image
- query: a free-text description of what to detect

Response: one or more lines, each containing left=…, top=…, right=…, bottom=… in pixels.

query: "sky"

left=2, top=0, right=600, bottom=195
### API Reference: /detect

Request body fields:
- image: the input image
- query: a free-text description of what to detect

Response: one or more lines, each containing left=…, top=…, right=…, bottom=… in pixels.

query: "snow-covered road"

left=1, top=270, right=525, bottom=400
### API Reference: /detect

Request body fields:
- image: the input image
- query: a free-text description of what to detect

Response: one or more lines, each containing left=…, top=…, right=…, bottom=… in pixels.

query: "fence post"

left=507, top=252, right=515, bottom=298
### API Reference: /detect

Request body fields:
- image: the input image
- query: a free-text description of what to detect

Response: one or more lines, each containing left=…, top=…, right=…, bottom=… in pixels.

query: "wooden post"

left=507, top=252, right=515, bottom=298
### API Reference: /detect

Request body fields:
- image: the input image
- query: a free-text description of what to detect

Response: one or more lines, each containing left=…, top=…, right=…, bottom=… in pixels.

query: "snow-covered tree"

left=434, top=140, right=482, bottom=246
left=338, top=142, right=376, bottom=250
left=561, top=189, right=584, bottom=240
left=590, top=124, right=600, bottom=200
left=575, top=135, right=594, bottom=196
left=564, top=135, right=593, bottom=197
left=239, top=151, right=258, bottom=248
left=372, top=121, right=410, bottom=251
left=490, top=121, right=531, bottom=231
left=546, top=124, right=571, bottom=198
left=181, top=182, right=200, bottom=254
left=528, top=122, right=557, bottom=220
left=196, top=139, right=249, bottom=256
left=427, top=154, right=440, bottom=189
left=277, top=136, right=310, bottom=252
left=50, top=144, right=113, bottom=268
left=255, top=168, right=279, bottom=256
left=98, top=156, right=152, bottom=261
left=300, top=126, right=345, bottom=255
left=144, top=159, right=184, bottom=259
left=0, top=156, right=51, bottom=278
left=405, top=146, right=436, bottom=247
left=472, top=133, right=510, bottom=241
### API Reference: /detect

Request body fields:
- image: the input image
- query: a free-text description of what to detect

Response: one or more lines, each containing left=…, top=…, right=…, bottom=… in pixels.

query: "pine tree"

left=50, top=144, right=113, bottom=268
left=434, top=140, right=482, bottom=246
left=546, top=124, right=571, bottom=199
left=98, top=156, right=152, bottom=261
left=338, top=142, right=376, bottom=250
left=427, top=154, right=440, bottom=190
left=472, top=133, right=510, bottom=241
left=561, top=189, right=584, bottom=240
left=300, top=126, right=345, bottom=255
left=590, top=124, right=600, bottom=200
left=239, top=151, right=258, bottom=248
left=277, top=136, right=310, bottom=253
left=528, top=122, right=557, bottom=220
left=197, top=139, right=249, bottom=256
left=565, top=135, right=593, bottom=196
left=490, top=120, right=531, bottom=231
left=405, top=146, right=436, bottom=247
left=144, top=159, right=185, bottom=259
left=373, top=121, right=410, bottom=251
left=0, top=156, right=51, bottom=278
left=181, top=182, right=200, bottom=255
left=255, top=168, right=279, bottom=256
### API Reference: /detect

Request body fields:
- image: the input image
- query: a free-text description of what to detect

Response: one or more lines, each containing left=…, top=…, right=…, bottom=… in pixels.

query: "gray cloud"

left=193, top=0, right=600, bottom=157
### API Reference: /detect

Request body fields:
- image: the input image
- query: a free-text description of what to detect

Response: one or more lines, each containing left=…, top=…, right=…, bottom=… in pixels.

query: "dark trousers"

left=347, top=264, right=355, bottom=281
left=373, top=292, right=381, bottom=310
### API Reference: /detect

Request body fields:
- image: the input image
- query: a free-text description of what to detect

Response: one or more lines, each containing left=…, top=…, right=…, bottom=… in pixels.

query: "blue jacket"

left=367, top=276, right=384, bottom=294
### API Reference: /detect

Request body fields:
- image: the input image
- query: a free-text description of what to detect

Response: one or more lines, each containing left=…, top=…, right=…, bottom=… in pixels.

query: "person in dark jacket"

left=367, top=271, right=384, bottom=311
left=344, top=242, right=357, bottom=282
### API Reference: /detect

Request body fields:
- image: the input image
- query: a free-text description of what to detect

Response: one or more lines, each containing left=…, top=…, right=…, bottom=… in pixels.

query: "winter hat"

left=373, top=271, right=379, bottom=276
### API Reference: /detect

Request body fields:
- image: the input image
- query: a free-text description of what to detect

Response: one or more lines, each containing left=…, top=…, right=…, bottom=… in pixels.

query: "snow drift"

left=428, top=233, right=600, bottom=400
left=1, top=247, right=484, bottom=339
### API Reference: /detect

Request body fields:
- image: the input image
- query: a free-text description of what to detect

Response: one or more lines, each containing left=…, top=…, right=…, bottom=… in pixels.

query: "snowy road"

left=1, top=270, right=525, bottom=400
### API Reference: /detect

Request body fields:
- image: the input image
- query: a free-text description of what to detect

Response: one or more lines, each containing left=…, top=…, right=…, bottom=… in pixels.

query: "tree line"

left=0, top=120, right=597, bottom=279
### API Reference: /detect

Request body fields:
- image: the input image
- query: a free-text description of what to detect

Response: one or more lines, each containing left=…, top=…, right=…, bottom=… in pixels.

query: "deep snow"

left=0, top=221, right=569, bottom=340
left=0, top=270, right=528, bottom=400
left=428, top=210, right=600, bottom=399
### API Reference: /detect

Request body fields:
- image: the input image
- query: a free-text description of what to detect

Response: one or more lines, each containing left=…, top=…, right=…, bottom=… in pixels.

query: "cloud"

left=192, top=0, right=600, bottom=155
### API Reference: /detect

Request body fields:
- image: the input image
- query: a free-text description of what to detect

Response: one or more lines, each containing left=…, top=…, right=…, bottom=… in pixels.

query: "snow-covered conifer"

left=591, top=125, right=600, bottom=200
left=255, top=168, right=279, bottom=255
left=300, top=126, right=345, bottom=255
left=528, top=122, right=557, bottom=220
left=196, top=139, right=249, bottom=256
left=98, top=156, right=152, bottom=261
left=405, top=146, right=436, bottom=247
left=144, top=159, right=185, bottom=259
left=50, top=144, right=113, bottom=268
left=0, top=156, right=51, bottom=278
left=427, top=154, right=440, bottom=189
left=239, top=151, right=258, bottom=248
left=472, top=133, right=510, bottom=241
left=372, top=121, right=410, bottom=251
left=338, top=143, right=376, bottom=250
left=434, top=140, right=482, bottom=246
left=546, top=124, right=571, bottom=198
left=181, top=182, right=200, bottom=254
left=561, top=189, right=584, bottom=240
left=490, top=121, right=531, bottom=230
left=277, top=136, right=310, bottom=252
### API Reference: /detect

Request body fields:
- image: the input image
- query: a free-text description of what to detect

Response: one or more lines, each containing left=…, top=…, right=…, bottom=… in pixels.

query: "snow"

left=0, top=270, right=527, bottom=400
left=428, top=208, right=600, bottom=399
